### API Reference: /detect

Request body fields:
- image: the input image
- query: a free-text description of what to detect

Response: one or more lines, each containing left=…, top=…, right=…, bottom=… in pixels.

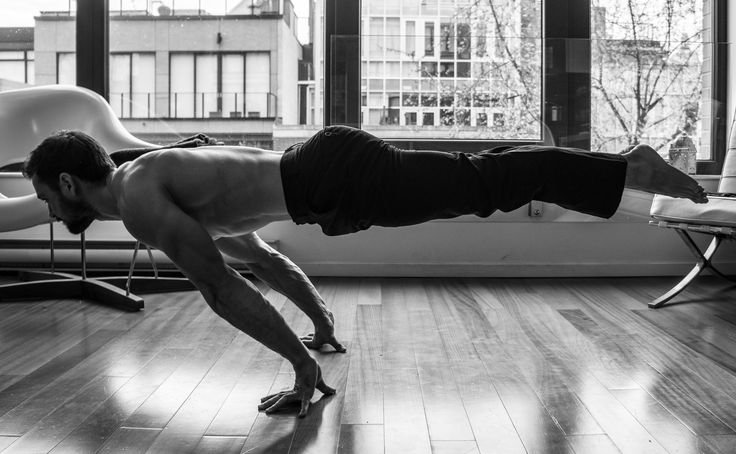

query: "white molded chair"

left=649, top=116, right=736, bottom=308
left=0, top=85, right=193, bottom=311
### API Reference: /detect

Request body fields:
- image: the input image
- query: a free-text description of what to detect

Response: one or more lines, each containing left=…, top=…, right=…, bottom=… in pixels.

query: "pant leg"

left=370, top=144, right=628, bottom=228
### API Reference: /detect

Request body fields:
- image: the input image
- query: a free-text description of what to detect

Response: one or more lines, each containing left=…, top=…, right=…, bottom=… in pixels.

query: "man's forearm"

left=247, top=254, right=331, bottom=327
left=199, top=267, right=313, bottom=367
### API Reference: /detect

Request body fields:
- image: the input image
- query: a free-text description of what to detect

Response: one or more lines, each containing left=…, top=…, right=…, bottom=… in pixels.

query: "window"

left=0, top=51, right=33, bottom=85
left=0, top=3, right=73, bottom=92
left=57, top=53, right=76, bottom=85
left=110, top=53, right=155, bottom=118
left=359, top=0, right=543, bottom=140
left=590, top=1, right=719, bottom=167
left=321, top=0, right=725, bottom=169
left=169, top=52, right=271, bottom=119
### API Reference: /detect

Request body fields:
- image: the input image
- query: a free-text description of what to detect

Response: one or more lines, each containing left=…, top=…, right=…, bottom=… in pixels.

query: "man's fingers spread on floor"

left=259, top=392, right=286, bottom=410
left=260, top=390, right=287, bottom=403
left=265, top=394, right=292, bottom=414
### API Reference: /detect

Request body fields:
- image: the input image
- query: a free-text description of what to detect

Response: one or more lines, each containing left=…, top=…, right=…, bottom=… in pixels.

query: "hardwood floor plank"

left=0, top=436, right=17, bottom=451
left=406, top=281, right=474, bottom=441
left=357, top=278, right=381, bottom=306
left=467, top=282, right=604, bottom=444
left=101, top=292, right=207, bottom=377
left=633, top=308, right=736, bottom=374
left=611, top=388, right=708, bottom=454
left=0, top=377, right=22, bottom=395
left=383, top=367, right=431, bottom=454
left=424, top=281, right=526, bottom=454
left=557, top=306, right=735, bottom=437
left=1, top=375, right=128, bottom=454
left=48, top=348, right=191, bottom=454
left=381, top=280, right=431, bottom=454
left=565, top=434, right=619, bottom=454
left=96, top=427, right=161, bottom=454
left=342, top=305, right=383, bottom=425
left=702, top=434, right=736, bottom=454
left=0, top=302, right=126, bottom=376
left=569, top=282, right=736, bottom=434
left=381, top=280, right=420, bottom=369
left=121, top=324, right=238, bottom=429
left=337, top=424, right=383, bottom=454
left=0, top=328, right=126, bottom=433
left=430, top=440, right=480, bottom=454
left=194, top=435, right=246, bottom=454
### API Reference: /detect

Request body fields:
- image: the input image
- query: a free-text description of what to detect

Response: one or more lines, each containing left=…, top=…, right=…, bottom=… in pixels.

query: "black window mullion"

left=544, top=0, right=591, bottom=151
left=324, top=0, right=360, bottom=127
left=701, top=0, right=728, bottom=175
left=76, top=0, right=109, bottom=98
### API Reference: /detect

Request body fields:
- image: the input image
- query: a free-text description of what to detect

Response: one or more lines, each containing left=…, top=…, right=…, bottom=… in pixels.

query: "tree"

left=591, top=0, right=704, bottom=153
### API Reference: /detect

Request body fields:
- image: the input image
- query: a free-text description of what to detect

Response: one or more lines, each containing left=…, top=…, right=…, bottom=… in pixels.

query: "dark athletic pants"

left=280, top=125, right=627, bottom=236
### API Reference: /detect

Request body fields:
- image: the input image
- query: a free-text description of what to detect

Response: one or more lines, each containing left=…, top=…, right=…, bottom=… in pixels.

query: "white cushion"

left=650, top=194, right=736, bottom=227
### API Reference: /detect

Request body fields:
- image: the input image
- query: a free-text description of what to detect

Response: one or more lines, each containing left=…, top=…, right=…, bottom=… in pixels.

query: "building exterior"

left=290, top=0, right=542, bottom=142
left=0, top=0, right=304, bottom=149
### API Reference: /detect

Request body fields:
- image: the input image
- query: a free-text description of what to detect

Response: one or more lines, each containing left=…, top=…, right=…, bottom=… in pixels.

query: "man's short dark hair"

left=23, top=130, right=115, bottom=189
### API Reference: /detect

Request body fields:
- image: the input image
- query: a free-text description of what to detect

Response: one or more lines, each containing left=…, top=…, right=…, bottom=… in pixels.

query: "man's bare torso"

left=110, top=146, right=291, bottom=238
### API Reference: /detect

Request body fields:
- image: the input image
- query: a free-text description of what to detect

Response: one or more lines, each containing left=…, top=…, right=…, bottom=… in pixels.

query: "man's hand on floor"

left=258, top=360, right=335, bottom=417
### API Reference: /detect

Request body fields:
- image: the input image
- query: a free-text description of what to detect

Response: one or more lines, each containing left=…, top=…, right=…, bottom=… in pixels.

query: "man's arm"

left=120, top=188, right=333, bottom=416
left=215, top=233, right=345, bottom=353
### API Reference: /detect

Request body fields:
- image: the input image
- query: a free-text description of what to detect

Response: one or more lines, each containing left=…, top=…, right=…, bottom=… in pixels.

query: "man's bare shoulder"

left=110, top=154, right=171, bottom=217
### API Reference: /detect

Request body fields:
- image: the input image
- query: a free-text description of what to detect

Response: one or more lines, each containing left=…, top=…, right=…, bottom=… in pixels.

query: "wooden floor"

left=0, top=276, right=735, bottom=453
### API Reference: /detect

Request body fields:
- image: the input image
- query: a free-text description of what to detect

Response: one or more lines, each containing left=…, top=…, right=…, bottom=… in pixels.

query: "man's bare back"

left=112, top=146, right=291, bottom=238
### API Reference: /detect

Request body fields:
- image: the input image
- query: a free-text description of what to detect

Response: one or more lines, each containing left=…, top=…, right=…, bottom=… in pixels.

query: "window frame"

left=76, top=0, right=728, bottom=170
left=109, top=51, right=156, bottom=119
left=322, top=0, right=729, bottom=166
left=167, top=51, right=271, bottom=120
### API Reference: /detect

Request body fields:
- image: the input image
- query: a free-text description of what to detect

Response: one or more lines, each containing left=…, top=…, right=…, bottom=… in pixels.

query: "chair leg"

left=650, top=233, right=729, bottom=308
left=96, top=241, right=194, bottom=294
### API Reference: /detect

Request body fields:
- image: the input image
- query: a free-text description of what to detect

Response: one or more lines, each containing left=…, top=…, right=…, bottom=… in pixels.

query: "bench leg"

left=650, top=232, right=733, bottom=308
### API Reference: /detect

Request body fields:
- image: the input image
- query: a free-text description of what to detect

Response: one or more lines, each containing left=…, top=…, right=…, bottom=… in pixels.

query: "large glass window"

left=110, top=53, right=155, bottom=118
left=360, top=0, right=543, bottom=140
left=169, top=52, right=271, bottom=119
left=591, top=0, right=714, bottom=161
left=0, top=2, right=75, bottom=92
left=0, top=50, right=33, bottom=85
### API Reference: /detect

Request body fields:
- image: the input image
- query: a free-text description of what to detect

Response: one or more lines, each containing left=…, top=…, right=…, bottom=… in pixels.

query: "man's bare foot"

left=300, top=310, right=347, bottom=353
left=622, top=145, right=708, bottom=203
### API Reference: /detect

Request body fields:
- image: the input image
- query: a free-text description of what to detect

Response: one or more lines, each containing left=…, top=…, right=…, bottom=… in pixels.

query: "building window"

left=169, top=52, right=271, bottom=119
left=0, top=51, right=33, bottom=85
left=360, top=0, right=542, bottom=140
left=110, top=53, right=155, bottom=118
left=591, top=0, right=716, bottom=163
left=57, top=52, right=76, bottom=85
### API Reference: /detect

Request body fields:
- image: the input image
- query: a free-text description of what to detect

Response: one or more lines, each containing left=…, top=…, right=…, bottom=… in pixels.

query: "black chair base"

left=0, top=270, right=195, bottom=312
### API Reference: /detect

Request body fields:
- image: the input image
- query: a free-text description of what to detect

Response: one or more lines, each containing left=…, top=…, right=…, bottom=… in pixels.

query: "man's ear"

left=58, top=173, right=75, bottom=197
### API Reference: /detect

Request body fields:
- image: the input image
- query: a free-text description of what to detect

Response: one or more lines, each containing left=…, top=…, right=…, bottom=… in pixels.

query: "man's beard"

left=60, top=199, right=97, bottom=234
left=65, top=215, right=95, bottom=234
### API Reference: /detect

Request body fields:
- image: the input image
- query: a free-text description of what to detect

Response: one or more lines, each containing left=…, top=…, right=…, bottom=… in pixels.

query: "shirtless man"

left=23, top=125, right=707, bottom=417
